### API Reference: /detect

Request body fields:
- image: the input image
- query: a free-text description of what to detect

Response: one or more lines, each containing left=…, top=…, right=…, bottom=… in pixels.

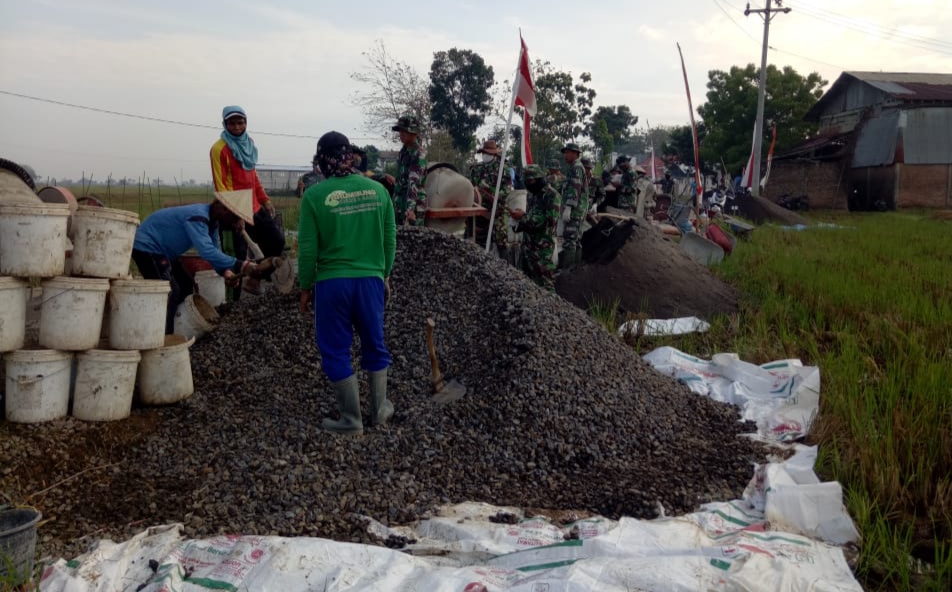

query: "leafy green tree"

left=663, top=124, right=703, bottom=162
left=592, top=119, right=613, bottom=166
left=360, top=145, right=381, bottom=170
left=428, top=48, right=495, bottom=153
left=697, top=64, right=826, bottom=171
left=589, top=105, right=638, bottom=152
left=529, top=61, right=597, bottom=164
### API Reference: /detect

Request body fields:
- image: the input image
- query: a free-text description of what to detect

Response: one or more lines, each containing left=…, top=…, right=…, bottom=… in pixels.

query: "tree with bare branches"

left=350, top=40, right=431, bottom=145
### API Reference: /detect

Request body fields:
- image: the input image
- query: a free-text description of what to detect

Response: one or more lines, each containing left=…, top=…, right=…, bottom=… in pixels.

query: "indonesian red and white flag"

left=514, top=36, right=536, bottom=117
left=741, top=127, right=757, bottom=188
left=514, top=36, right=535, bottom=166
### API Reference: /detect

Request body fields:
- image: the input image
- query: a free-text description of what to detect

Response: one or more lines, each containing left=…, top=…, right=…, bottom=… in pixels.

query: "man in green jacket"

left=298, top=131, right=397, bottom=436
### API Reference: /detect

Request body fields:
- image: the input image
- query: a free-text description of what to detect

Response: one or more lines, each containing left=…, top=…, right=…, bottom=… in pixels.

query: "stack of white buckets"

left=0, top=201, right=196, bottom=424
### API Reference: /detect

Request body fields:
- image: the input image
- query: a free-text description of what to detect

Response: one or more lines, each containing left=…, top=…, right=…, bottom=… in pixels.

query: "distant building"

left=771, top=72, right=952, bottom=210
left=256, top=165, right=314, bottom=196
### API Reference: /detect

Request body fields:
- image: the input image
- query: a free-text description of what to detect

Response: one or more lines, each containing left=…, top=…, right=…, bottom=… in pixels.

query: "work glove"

left=561, top=206, right=573, bottom=223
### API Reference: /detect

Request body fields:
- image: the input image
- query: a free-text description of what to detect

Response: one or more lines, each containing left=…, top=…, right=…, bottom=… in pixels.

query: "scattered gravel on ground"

left=1, top=227, right=767, bottom=561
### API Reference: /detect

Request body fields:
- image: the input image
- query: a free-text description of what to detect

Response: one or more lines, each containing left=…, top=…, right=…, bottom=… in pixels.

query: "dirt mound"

left=1, top=228, right=765, bottom=560
left=557, top=219, right=740, bottom=319
left=734, top=194, right=809, bottom=226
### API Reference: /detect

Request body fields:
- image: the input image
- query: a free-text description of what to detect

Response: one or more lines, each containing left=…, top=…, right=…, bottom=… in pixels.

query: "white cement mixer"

left=423, top=163, right=486, bottom=238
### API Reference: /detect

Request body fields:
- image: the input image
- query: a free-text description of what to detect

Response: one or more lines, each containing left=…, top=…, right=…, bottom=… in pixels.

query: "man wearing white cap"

left=132, top=192, right=257, bottom=334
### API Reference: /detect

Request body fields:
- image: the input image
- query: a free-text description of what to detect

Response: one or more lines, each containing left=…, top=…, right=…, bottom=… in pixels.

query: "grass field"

left=63, top=183, right=302, bottom=234
left=608, top=212, right=951, bottom=591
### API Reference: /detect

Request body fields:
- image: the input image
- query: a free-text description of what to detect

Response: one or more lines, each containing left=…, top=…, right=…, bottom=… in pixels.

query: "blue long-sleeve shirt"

left=133, top=203, right=236, bottom=274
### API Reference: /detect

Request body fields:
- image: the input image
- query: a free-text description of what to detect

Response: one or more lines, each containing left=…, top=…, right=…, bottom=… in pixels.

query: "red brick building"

left=770, top=72, right=952, bottom=210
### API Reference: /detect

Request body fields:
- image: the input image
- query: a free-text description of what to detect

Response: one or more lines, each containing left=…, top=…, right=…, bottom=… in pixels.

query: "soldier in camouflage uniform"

left=545, top=158, right=565, bottom=188
left=391, top=115, right=427, bottom=226
left=581, top=157, right=605, bottom=213
left=558, top=142, right=589, bottom=270
left=511, top=165, right=561, bottom=291
left=615, top=154, right=637, bottom=212
left=468, top=139, right=513, bottom=260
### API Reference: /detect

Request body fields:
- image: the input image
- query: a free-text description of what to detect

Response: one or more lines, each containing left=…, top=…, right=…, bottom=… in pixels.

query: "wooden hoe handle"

left=425, top=317, right=444, bottom=391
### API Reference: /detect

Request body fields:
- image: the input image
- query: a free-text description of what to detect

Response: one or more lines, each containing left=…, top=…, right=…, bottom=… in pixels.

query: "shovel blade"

left=431, top=380, right=466, bottom=405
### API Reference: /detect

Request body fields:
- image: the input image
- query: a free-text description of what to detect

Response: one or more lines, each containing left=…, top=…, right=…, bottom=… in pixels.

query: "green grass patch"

left=617, top=212, right=951, bottom=590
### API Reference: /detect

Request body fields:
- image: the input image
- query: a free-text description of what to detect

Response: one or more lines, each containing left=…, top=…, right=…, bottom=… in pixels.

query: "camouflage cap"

left=523, top=164, right=545, bottom=181
left=547, top=158, right=562, bottom=170
left=391, top=114, right=420, bottom=134
left=581, top=157, right=594, bottom=168
left=616, top=154, right=631, bottom=165
left=634, top=165, right=647, bottom=175
left=560, top=142, right=582, bottom=154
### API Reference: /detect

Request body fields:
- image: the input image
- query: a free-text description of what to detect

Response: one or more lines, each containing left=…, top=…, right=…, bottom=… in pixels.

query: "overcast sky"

left=1, top=0, right=950, bottom=183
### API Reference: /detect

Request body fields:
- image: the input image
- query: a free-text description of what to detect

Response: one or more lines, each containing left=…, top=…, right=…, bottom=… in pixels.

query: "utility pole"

left=745, top=0, right=790, bottom=197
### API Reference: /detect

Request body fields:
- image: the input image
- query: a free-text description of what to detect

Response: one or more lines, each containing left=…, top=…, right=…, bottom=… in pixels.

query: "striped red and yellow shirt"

left=210, top=139, right=269, bottom=213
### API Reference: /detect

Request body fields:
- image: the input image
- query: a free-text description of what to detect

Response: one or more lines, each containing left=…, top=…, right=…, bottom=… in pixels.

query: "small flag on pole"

left=514, top=35, right=535, bottom=167
left=762, top=124, right=778, bottom=188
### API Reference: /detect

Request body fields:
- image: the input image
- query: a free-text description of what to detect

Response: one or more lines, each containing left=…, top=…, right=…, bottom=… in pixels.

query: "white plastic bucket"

left=139, top=335, right=195, bottom=405
left=108, top=279, right=171, bottom=350
left=173, top=294, right=219, bottom=341
left=0, top=277, right=29, bottom=352
left=3, top=349, right=72, bottom=423
left=72, top=349, right=141, bottom=421
left=69, top=206, right=139, bottom=279
left=194, top=270, right=226, bottom=307
left=38, top=277, right=110, bottom=350
left=0, top=203, right=70, bottom=277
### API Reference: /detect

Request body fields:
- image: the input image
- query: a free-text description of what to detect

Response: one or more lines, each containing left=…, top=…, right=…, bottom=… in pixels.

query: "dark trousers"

left=132, top=249, right=193, bottom=334
left=230, top=207, right=286, bottom=300
left=235, top=207, right=285, bottom=261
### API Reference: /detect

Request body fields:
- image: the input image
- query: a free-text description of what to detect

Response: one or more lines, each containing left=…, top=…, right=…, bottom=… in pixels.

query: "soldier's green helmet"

left=547, top=158, right=562, bottom=170
left=523, top=165, right=545, bottom=181
left=392, top=114, right=420, bottom=134
left=616, top=154, right=631, bottom=165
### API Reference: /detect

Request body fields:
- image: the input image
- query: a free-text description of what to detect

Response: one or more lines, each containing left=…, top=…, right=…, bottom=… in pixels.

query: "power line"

left=711, top=0, right=759, bottom=44
left=769, top=45, right=846, bottom=71
left=0, top=90, right=381, bottom=141
left=785, top=1, right=952, bottom=57
left=787, top=0, right=952, bottom=51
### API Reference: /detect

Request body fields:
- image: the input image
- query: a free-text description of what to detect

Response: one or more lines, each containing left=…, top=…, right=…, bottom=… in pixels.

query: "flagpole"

left=647, top=120, right=656, bottom=182
left=485, top=45, right=522, bottom=253
left=676, top=43, right=703, bottom=212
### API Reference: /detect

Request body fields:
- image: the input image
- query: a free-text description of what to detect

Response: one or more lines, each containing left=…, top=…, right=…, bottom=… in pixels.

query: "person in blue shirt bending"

left=132, top=192, right=257, bottom=334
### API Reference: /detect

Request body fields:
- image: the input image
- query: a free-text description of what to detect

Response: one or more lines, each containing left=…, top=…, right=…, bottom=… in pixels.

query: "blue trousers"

left=313, top=277, right=391, bottom=382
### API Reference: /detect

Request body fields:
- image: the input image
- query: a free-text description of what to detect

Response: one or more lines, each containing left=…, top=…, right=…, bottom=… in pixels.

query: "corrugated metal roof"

left=847, top=72, right=952, bottom=85
left=903, top=107, right=952, bottom=164
left=806, top=72, right=952, bottom=121
left=852, top=110, right=900, bottom=168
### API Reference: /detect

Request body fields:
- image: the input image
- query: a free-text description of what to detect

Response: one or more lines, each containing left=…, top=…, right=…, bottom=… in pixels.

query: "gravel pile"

left=557, top=218, right=740, bottom=319
left=1, top=227, right=765, bottom=560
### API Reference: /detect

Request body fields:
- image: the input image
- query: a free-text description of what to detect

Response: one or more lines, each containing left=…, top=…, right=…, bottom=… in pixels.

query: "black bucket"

left=0, top=509, right=42, bottom=586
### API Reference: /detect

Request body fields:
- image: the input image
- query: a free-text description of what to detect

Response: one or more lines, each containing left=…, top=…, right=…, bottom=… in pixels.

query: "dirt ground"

left=556, top=219, right=740, bottom=319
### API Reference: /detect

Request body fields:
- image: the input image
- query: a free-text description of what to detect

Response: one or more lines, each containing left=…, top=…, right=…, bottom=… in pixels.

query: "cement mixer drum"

left=425, top=164, right=474, bottom=209
left=424, top=163, right=479, bottom=236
